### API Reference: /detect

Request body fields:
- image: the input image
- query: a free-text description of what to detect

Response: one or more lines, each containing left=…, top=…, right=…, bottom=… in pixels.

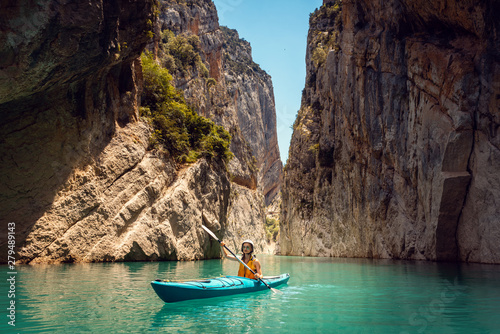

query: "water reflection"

left=151, top=287, right=285, bottom=333
left=13, top=262, right=162, bottom=332
left=0, top=256, right=499, bottom=333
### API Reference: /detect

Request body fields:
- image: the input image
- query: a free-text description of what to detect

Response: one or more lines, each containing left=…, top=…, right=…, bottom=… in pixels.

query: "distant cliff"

left=280, top=0, right=500, bottom=263
left=155, top=0, right=282, bottom=205
left=221, top=26, right=282, bottom=206
left=153, top=0, right=282, bottom=249
left=0, top=0, right=280, bottom=263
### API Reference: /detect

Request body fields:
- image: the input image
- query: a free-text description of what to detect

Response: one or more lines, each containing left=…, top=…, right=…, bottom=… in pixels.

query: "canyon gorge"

left=0, top=0, right=498, bottom=265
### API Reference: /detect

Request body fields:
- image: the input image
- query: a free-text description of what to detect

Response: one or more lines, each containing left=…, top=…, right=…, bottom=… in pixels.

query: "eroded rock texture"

left=0, top=0, right=155, bottom=262
left=0, top=0, right=277, bottom=263
left=153, top=0, right=282, bottom=251
left=280, top=0, right=500, bottom=263
left=155, top=0, right=282, bottom=206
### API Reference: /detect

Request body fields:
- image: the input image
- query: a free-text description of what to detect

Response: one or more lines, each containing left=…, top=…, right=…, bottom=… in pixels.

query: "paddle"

left=201, top=224, right=281, bottom=294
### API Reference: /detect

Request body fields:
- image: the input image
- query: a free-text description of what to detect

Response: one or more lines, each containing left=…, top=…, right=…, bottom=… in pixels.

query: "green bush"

left=309, top=0, right=343, bottom=67
left=265, top=217, right=279, bottom=242
left=141, top=52, right=233, bottom=162
left=202, top=126, right=233, bottom=162
left=199, top=62, right=209, bottom=78
left=158, top=30, right=208, bottom=77
left=309, top=143, right=320, bottom=156
left=310, top=0, right=343, bottom=24
left=312, top=44, right=327, bottom=67
left=168, top=35, right=200, bottom=68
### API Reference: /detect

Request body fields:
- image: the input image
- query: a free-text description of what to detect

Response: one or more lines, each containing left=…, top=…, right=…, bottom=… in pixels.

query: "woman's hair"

left=241, top=253, right=255, bottom=261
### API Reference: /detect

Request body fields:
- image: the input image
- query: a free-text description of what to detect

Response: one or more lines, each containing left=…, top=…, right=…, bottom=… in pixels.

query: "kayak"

left=151, top=273, right=290, bottom=303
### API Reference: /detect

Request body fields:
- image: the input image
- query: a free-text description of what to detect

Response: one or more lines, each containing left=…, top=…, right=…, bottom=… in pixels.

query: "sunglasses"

left=242, top=245, right=252, bottom=250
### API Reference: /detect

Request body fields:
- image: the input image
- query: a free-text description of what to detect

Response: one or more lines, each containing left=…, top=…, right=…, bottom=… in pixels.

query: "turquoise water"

left=1, top=256, right=500, bottom=333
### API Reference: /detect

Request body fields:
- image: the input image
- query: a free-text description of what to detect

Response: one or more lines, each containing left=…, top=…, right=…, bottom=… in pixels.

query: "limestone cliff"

left=221, top=26, right=282, bottom=206
left=153, top=0, right=282, bottom=251
left=0, top=0, right=156, bottom=263
left=0, top=0, right=278, bottom=263
left=155, top=0, right=282, bottom=206
left=280, top=0, right=500, bottom=263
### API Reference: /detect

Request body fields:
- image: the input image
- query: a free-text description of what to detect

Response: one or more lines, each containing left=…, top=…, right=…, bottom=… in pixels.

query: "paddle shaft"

left=201, top=225, right=275, bottom=292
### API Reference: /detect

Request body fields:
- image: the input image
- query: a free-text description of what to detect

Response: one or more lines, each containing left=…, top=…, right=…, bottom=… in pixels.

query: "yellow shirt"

left=238, top=256, right=257, bottom=279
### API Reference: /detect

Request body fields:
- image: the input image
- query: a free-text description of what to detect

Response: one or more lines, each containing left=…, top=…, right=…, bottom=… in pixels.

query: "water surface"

left=1, top=256, right=499, bottom=333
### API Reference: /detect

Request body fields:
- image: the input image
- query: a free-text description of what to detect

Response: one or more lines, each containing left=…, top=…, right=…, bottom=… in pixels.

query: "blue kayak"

left=151, top=273, right=290, bottom=303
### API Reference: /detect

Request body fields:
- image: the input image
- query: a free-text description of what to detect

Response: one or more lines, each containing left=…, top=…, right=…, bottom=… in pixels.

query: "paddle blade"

left=201, top=225, right=220, bottom=242
left=270, top=287, right=283, bottom=294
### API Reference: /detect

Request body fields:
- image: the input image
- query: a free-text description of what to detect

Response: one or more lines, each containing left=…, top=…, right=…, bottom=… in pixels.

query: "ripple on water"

left=2, top=257, right=500, bottom=333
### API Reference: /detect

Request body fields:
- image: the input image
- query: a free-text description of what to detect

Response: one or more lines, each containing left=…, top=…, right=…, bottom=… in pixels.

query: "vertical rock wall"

left=280, top=0, right=500, bottom=263
left=221, top=27, right=282, bottom=206
left=0, top=0, right=280, bottom=263
left=0, top=0, right=155, bottom=263
left=155, top=0, right=282, bottom=251
left=156, top=0, right=282, bottom=206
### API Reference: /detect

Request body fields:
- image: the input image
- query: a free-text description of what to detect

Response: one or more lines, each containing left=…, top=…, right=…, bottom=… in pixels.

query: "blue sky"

left=212, top=0, right=323, bottom=163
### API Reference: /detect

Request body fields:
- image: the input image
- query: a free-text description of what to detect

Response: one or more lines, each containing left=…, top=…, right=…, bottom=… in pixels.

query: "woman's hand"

left=254, top=273, right=262, bottom=280
left=220, top=242, right=225, bottom=247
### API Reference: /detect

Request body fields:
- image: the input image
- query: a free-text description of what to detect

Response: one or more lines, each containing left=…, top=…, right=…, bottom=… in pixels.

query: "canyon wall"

left=280, top=0, right=500, bottom=263
left=156, top=0, right=282, bottom=205
left=0, top=0, right=279, bottom=263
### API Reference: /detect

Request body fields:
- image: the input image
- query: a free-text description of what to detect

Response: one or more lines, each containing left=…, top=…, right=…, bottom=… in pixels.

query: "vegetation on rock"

left=310, top=0, right=343, bottom=67
left=221, top=26, right=267, bottom=77
left=265, top=217, right=279, bottom=242
left=140, top=52, right=233, bottom=163
left=158, top=30, right=209, bottom=78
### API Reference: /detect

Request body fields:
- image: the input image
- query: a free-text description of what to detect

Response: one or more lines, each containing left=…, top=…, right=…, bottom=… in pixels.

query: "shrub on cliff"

left=140, top=52, right=233, bottom=163
left=310, top=0, right=343, bottom=68
left=221, top=26, right=267, bottom=77
left=159, top=30, right=208, bottom=78
left=312, top=44, right=328, bottom=67
left=265, top=217, right=279, bottom=242
left=310, top=0, right=342, bottom=25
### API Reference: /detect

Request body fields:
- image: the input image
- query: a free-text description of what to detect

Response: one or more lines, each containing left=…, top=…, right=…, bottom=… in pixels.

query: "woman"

left=220, top=239, right=263, bottom=280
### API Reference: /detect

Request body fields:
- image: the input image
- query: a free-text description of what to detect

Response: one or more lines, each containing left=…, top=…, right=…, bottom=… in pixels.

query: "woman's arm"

left=253, top=258, right=263, bottom=279
left=220, top=242, right=238, bottom=261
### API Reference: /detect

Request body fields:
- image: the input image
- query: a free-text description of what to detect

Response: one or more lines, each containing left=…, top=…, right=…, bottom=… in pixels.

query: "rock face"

left=17, top=123, right=232, bottom=263
left=0, top=0, right=155, bottom=262
left=280, top=0, right=500, bottom=263
left=221, top=26, right=282, bottom=206
left=154, top=0, right=282, bottom=250
left=155, top=0, right=282, bottom=206
left=0, top=0, right=278, bottom=263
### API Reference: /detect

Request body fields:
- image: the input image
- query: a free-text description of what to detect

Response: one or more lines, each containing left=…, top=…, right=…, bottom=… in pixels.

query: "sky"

left=212, top=0, right=323, bottom=164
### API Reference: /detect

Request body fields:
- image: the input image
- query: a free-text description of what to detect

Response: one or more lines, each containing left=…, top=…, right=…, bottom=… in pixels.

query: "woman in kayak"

left=220, top=240, right=262, bottom=280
